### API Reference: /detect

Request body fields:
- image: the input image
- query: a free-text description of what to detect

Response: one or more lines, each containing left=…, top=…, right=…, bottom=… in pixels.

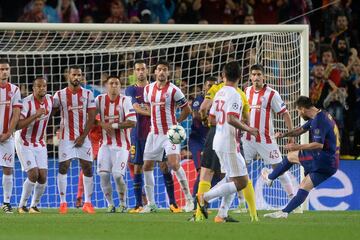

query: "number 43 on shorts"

left=269, top=150, right=279, bottom=159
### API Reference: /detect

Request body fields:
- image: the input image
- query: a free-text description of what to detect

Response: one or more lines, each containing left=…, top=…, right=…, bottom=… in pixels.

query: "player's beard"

left=70, top=79, right=80, bottom=87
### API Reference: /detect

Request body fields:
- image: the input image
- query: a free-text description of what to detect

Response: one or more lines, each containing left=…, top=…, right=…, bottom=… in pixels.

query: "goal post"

left=0, top=23, right=309, bottom=209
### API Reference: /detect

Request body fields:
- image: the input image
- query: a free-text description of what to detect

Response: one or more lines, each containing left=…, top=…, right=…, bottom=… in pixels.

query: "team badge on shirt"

left=232, top=103, right=239, bottom=110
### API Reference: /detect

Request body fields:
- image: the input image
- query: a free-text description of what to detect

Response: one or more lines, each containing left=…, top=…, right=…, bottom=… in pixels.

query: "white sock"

left=2, top=174, right=13, bottom=204
left=217, top=193, right=236, bottom=218
left=174, top=167, right=192, bottom=200
left=204, top=182, right=237, bottom=202
left=143, top=170, right=155, bottom=205
left=57, top=173, right=67, bottom=203
left=279, top=172, right=295, bottom=197
left=237, top=190, right=246, bottom=204
left=83, top=176, right=94, bottom=203
left=99, top=172, right=114, bottom=206
left=19, top=178, right=35, bottom=208
left=31, top=182, right=46, bottom=207
left=113, top=172, right=127, bottom=206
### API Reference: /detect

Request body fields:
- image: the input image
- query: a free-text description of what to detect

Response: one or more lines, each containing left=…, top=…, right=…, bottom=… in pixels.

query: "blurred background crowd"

left=0, top=0, right=359, bottom=157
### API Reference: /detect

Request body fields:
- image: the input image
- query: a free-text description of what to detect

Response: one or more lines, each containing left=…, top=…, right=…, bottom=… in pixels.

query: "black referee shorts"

left=201, top=126, right=221, bottom=172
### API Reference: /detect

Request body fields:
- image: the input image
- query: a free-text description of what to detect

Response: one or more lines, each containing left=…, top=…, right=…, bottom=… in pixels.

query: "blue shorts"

left=309, top=170, right=336, bottom=187
left=189, top=137, right=204, bottom=170
left=130, top=139, right=147, bottom=165
left=298, top=150, right=314, bottom=176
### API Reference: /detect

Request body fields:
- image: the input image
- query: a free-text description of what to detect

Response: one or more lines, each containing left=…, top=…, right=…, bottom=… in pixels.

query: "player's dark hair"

left=295, top=96, right=314, bottom=109
left=155, top=59, right=170, bottom=69
left=105, top=75, right=120, bottom=84
left=250, top=64, right=264, bottom=73
left=33, top=76, right=47, bottom=83
left=224, top=61, right=241, bottom=83
left=0, top=59, right=10, bottom=65
left=134, top=59, right=146, bottom=66
left=206, top=76, right=217, bottom=82
left=68, top=65, right=82, bottom=72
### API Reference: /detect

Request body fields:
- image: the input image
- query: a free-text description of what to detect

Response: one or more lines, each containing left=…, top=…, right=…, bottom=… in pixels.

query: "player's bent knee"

left=232, top=176, right=248, bottom=191
left=159, top=162, right=169, bottom=173
left=287, top=151, right=299, bottom=163
left=143, top=161, right=154, bottom=171
left=134, top=164, right=143, bottom=174
left=2, top=166, right=13, bottom=175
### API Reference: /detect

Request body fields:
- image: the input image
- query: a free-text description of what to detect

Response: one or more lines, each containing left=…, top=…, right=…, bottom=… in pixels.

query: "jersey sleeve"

left=209, top=100, right=216, bottom=117
left=95, top=96, right=100, bottom=113
left=87, top=91, right=96, bottom=110
left=191, top=96, right=202, bottom=112
left=20, top=101, right=29, bottom=119
left=311, top=114, right=327, bottom=145
left=11, top=88, right=22, bottom=109
left=226, top=92, right=242, bottom=118
left=205, top=84, right=218, bottom=100
left=53, top=91, right=60, bottom=108
left=239, top=90, right=250, bottom=114
left=271, top=91, right=287, bottom=114
left=174, top=87, right=188, bottom=108
left=301, top=120, right=312, bottom=131
left=124, top=97, right=137, bottom=122
left=143, top=85, right=150, bottom=103
left=125, top=86, right=137, bottom=105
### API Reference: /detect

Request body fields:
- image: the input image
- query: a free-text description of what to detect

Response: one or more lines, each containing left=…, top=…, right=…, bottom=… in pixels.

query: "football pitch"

left=0, top=210, right=359, bottom=240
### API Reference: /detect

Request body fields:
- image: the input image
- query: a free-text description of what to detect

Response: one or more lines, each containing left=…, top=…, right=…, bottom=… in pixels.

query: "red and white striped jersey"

left=19, top=94, right=53, bottom=147
left=96, top=94, right=136, bottom=150
left=0, top=83, right=22, bottom=135
left=53, top=87, right=96, bottom=141
left=210, top=86, right=243, bottom=153
left=244, top=85, right=287, bottom=144
left=144, top=81, right=188, bottom=135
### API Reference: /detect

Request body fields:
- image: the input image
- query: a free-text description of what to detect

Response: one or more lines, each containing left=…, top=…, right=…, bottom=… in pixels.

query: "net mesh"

left=0, top=27, right=304, bottom=209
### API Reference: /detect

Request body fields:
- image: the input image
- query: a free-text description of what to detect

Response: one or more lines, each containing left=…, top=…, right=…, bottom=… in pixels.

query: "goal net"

left=0, top=23, right=308, bottom=210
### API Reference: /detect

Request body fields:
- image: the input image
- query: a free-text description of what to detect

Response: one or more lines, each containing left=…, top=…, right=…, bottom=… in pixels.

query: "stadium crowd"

left=0, top=0, right=359, bottom=157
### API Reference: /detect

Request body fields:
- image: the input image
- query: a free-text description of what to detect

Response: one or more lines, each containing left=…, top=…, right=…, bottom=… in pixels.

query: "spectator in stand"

left=18, top=0, right=48, bottom=23
left=82, top=14, right=94, bottom=23
left=309, top=64, right=335, bottom=109
left=192, top=0, right=236, bottom=24
left=248, top=0, right=278, bottom=24
left=57, top=0, right=80, bottom=23
left=105, top=0, right=128, bottom=23
left=153, top=0, right=176, bottom=24
left=243, top=14, right=256, bottom=24
left=333, top=36, right=351, bottom=66
left=309, top=40, right=319, bottom=72
left=326, top=14, right=359, bottom=49
left=173, top=0, right=199, bottom=24
left=22, top=0, right=60, bottom=23
left=322, top=47, right=341, bottom=87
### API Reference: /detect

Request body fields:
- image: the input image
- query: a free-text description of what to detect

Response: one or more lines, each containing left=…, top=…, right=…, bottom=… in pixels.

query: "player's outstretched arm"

left=132, top=103, right=151, bottom=116
left=177, top=104, right=191, bottom=123
left=277, top=126, right=308, bottom=138
left=117, top=119, right=136, bottom=129
left=199, top=98, right=212, bottom=120
left=227, top=114, right=258, bottom=137
left=285, top=142, right=323, bottom=152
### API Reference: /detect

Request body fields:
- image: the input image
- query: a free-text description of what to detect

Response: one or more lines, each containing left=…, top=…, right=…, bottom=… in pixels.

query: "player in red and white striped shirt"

left=15, top=77, right=53, bottom=213
left=53, top=66, right=96, bottom=214
left=242, top=64, right=295, bottom=198
left=141, top=60, right=194, bottom=213
left=96, top=76, right=136, bottom=213
left=0, top=59, right=22, bottom=213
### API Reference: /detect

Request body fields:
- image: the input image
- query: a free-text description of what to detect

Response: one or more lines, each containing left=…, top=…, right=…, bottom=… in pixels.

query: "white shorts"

left=143, top=132, right=180, bottom=161
left=16, top=144, right=48, bottom=172
left=215, top=151, right=248, bottom=178
left=242, top=140, right=282, bottom=165
left=0, top=138, right=15, bottom=168
left=97, top=145, right=128, bottom=176
left=59, top=139, right=93, bottom=162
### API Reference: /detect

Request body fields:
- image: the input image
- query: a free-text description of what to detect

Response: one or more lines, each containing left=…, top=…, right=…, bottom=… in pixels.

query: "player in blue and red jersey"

left=264, top=96, right=340, bottom=218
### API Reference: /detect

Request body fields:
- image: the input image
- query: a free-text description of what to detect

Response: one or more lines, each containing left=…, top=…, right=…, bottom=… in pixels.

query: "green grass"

left=1, top=209, right=359, bottom=240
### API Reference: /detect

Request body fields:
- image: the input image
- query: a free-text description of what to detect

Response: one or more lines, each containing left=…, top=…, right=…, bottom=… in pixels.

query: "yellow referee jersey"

left=205, top=82, right=249, bottom=114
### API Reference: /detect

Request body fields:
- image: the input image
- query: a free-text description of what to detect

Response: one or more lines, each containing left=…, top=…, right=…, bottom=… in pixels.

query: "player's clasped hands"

left=74, top=135, right=86, bottom=147
left=35, top=108, right=46, bottom=118
left=249, top=127, right=259, bottom=137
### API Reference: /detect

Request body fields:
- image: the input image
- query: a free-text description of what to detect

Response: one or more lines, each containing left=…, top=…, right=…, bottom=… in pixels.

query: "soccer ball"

left=167, top=125, right=186, bottom=144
